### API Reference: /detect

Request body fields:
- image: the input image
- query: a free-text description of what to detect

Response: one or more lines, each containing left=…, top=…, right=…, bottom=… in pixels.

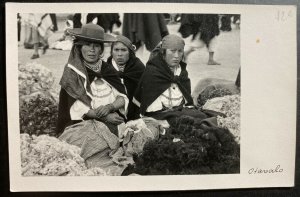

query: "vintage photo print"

left=6, top=2, right=296, bottom=191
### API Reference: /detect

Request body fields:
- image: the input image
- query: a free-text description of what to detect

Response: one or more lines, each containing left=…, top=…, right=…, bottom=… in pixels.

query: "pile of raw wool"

left=18, top=62, right=58, bottom=102
left=202, top=94, right=240, bottom=143
left=21, top=134, right=107, bottom=176
left=19, top=63, right=59, bottom=136
left=197, top=85, right=233, bottom=107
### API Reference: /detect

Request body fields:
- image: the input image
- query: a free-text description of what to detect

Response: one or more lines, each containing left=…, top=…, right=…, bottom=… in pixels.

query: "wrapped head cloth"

left=161, top=34, right=185, bottom=50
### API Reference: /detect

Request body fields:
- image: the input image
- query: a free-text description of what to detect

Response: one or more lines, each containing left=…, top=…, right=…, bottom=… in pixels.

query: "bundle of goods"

left=192, top=78, right=240, bottom=104
left=124, top=116, right=240, bottom=175
left=120, top=118, right=161, bottom=157
left=197, top=85, right=233, bottom=107
left=21, top=134, right=107, bottom=176
left=19, top=62, right=59, bottom=136
left=18, top=62, right=58, bottom=102
left=203, top=94, right=240, bottom=143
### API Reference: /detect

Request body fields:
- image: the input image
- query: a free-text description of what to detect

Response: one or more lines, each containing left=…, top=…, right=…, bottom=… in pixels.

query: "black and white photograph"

left=6, top=2, right=296, bottom=191
left=18, top=12, right=240, bottom=177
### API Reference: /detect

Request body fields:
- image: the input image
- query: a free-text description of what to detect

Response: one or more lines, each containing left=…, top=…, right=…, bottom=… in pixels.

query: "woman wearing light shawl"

left=56, top=23, right=129, bottom=136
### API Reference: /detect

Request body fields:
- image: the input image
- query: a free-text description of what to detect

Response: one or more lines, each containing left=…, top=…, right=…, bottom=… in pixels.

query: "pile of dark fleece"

left=20, top=95, right=58, bottom=137
left=123, top=115, right=240, bottom=175
left=197, top=85, right=233, bottom=107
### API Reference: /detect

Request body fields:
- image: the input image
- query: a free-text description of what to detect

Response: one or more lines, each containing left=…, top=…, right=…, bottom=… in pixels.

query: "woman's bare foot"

left=208, top=60, right=221, bottom=65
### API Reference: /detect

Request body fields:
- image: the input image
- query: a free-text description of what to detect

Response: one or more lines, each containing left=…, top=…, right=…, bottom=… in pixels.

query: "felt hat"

left=67, top=23, right=116, bottom=43
left=115, top=35, right=136, bottom=52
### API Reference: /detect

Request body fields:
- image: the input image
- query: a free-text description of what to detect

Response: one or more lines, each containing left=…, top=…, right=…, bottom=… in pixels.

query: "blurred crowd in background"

left=17, top=13, right=240, bottom=64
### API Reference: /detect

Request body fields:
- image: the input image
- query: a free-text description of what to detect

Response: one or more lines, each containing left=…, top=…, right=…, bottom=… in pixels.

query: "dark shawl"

left=178, top=14, right=220, bottom=47
left=107, top=55, right=145, bottom=120
left=56, top=45, right=126, bottom=135
left=60, top=45, right=126, bottom=107
left=122, top=13, right=169, bottom=51
left=133, top=53, right=194, bottom=116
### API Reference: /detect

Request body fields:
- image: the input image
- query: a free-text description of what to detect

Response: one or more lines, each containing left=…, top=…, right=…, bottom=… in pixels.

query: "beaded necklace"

left=83, top=59, right=102, bottom=72
left=168, top=65, right=180, bottom=107
left=118, top=64, right=125, bottom=72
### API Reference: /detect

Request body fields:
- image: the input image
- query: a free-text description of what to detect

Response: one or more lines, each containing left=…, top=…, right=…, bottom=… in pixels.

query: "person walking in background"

left=18, top=13, right=21, bottom=42
left=178, top=14, right=221, bottom=65
left=107, top=35, right=145, bottom=120
left=220, top=14, right=232, bottom=32
left=21, top=13, right=54, bottom=59
left=72, top=13, right=121, bottom=33
left=122, top=13, right=169, bottom=63
left=49, top=14, right=58, bottom=32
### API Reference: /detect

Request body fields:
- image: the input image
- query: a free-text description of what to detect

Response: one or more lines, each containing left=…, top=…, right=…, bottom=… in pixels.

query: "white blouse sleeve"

left=70, top=100, right=90, bottom=120
left=146, top=96, right=164, bottom=112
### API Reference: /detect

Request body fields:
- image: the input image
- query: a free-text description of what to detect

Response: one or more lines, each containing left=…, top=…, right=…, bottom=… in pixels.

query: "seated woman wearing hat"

left=106, top=35, right=145, bottom=120
left=133, top=34, right=219, bottom=126
left=56, top=23, right=128, bottom=137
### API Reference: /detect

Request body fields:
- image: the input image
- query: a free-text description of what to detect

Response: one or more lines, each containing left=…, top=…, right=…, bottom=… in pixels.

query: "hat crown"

left=81, top=23, right=104, bottom=40
left=115, top=35, right=135, bottom=52
left=68, top=23, right=116, bottom=43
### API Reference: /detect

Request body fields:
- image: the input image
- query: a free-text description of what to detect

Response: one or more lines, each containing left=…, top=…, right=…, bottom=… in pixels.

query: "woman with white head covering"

left=133, top=34, right=221, bottom=125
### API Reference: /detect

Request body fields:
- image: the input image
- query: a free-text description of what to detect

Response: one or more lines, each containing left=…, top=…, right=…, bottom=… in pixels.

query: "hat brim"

left=67, top=28, right=116, bottom=43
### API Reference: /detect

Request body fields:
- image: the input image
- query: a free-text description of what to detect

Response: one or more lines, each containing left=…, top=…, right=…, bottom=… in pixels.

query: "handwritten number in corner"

left=275, top=10, right=293, bottom=22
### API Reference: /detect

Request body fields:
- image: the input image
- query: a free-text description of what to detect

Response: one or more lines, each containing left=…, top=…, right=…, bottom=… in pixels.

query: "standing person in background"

left=18, top=13, right=21, bottom=42
left=73, top=13, right=82, bottom=28
left=49, top=14, right=58, bottom=32
left=179, top=14, right=221, bottom=65
left=107, top=35, right=145, bottom=120
left=122, top=13, right=169, bottom=64
left=72, top=13, right=121, bottom=33
left=21, top=13, right=54, bottom=59
left=220, top=14, right=232, bottom=31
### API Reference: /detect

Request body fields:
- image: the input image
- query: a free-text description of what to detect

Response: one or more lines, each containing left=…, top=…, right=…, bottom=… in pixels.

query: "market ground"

left=18, top=18, right=240, bottom=100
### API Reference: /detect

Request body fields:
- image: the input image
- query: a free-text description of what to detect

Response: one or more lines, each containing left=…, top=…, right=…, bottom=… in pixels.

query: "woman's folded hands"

left=95, top=104, right=115, bottom=117
left=85, top=105, right=123, bottom=125
left=102, top=112, right=124, bottom=125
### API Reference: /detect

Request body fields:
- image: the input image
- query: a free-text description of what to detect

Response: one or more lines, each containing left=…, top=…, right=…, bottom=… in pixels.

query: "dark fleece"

left=122, top=115, right=240, bottom=175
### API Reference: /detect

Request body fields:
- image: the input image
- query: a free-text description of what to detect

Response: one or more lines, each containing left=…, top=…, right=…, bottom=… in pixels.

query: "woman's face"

left=164, top=48, right=184, bottom=68
left=112, top=42, right=130, bottom=66
left=81, top=43, right=102, bottom=63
